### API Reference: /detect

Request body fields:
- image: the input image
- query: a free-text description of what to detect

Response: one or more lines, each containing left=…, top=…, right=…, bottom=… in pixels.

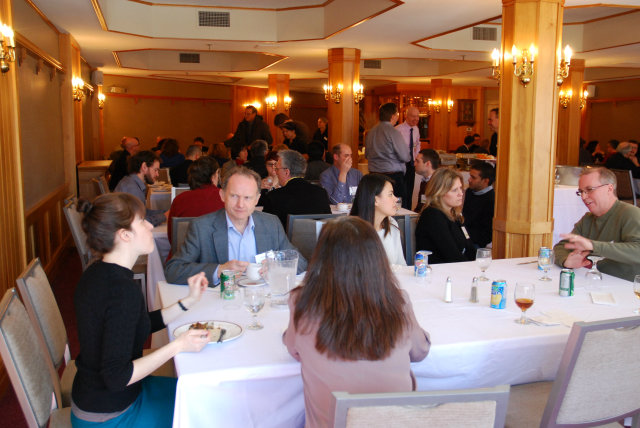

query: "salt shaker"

left=444, top=277, right=453, bottom=303
left=470, top=277, right=479, bottom=303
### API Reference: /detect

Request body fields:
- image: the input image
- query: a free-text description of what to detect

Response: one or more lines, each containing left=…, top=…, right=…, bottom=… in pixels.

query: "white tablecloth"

left=159, top=258, right=635, bottom=428
left=553, top=185, right=589, bottom=246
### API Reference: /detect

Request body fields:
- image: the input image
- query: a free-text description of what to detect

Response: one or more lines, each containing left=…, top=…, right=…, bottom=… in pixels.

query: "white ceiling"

left=28, top=0, right=640, bottom=91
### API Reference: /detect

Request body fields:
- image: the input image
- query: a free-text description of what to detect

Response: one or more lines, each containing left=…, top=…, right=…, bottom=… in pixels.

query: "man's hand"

left=560, top=233, right=594, bottom=252
left=562, top=250, right=592, bottom=269
left=218, top=260, right=249, bottom=277
left=338, top=156, right=352, bottom=183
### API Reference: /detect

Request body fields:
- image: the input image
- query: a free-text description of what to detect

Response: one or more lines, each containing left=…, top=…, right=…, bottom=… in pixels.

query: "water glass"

left=476, top=248, right=491, bottom=281
left=538, top=247, right=554, bottom=281
left=242, top=284, right=266, bottom=330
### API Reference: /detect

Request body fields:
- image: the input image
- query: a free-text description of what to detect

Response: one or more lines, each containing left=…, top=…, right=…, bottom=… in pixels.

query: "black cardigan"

left=415, top=206, right=476, bottom=264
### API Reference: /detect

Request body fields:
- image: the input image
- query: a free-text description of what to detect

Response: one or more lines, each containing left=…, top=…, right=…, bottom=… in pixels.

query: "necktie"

left=409, top=128, right=414, bottom=162
left=415, top=179, right=428, bottom=212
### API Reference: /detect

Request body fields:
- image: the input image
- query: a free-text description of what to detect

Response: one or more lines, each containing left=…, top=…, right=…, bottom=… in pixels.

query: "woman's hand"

left=184, top=272, right=208, bottom=306
left=175, top=329, right=210, bottom=353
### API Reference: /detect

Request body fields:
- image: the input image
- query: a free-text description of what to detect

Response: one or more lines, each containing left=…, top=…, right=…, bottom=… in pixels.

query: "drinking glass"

left=514, top=282, right=535, bottom=324
left=265, top=250, right=298, bottom=307
left=476, top=248, right=492, bottom=281
left=538, top=247, right=554, bottom=281
left=243, top=284, right=266, bottom=330
left=396, top=197, right=402, bottom=211
left=585, top=255, right=604, bottom=281
left=634, top=275, right=640, bottom=315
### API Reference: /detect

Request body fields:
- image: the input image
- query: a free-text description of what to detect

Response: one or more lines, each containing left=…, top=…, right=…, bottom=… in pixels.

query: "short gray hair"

left=617, top=142, right=633, bottom=156
left=250, top=139, right=269, bottom=157
left=185, top=144, right=202, bottom=158
left=221, top=166, right=261, bottom=194
left=581, top=166, right=617, bottom=191
left=279, top=149, right=307, bottom=176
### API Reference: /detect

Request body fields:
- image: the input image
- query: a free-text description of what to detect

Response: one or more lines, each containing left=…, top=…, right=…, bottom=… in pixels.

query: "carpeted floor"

left=0, top=246, right=82, bottom=427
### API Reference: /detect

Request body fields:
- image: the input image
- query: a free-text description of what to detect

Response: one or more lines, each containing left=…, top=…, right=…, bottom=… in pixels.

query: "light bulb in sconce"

left=265, top=96, right=277, bottom=110
left=98, top=92, right=106, bottom=109
left=284, top=96, right=291, bottom=111
left=72, top=77, right=85, bottom=101
left=513, top=44, right=536, bottom=87
left=353, top=83, right=364, bottom=104
left=556, top=44, right=573, bottom=86
left=0, top=22, right=16, bottom=73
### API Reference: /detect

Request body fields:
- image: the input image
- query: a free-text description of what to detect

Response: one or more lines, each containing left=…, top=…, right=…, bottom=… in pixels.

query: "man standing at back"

left=488, top=108, right=499, bottom=157
left=319, top=143, right=363, bottom=204
left=165, top=166, right=307, bottom=285
left=412, top=149, right=440, bottom=212
left=365, top=102, right=411, bottom=208
left=226, top=105, right=273, bottom=152
left=462, top=161, right=495, bottom=248
left=554, top=167, right=640, bottom=281
left=396, top=106, right=421, bottom=209
left=262, top=150, right=331, bottom=229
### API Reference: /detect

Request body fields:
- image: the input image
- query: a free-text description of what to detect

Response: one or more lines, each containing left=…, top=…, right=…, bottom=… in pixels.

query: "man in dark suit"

left=225, top=105, right=273, bottom=152
left=262, top=150, right=332, bottom=230
left=165, top=166, right=307, bottom=285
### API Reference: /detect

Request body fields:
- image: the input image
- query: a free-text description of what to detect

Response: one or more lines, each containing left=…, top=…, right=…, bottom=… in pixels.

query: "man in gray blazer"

left=165, top=166, right=307, bottom=285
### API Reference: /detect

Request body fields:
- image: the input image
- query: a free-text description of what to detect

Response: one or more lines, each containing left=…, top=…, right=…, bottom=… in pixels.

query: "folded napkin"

left=590, top=292, right=616, bottom=306
left=529, top=309, right=581, bottom=327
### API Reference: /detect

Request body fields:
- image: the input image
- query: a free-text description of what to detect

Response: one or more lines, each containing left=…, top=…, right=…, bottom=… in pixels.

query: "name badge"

left=461, top=226, right=470, bottom=240
left=420, top=195, right=426, bottom=203
left=349, top=186, right=358, bottom=196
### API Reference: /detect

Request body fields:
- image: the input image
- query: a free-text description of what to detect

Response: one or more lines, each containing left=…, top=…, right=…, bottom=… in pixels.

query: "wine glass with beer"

left=634, top=275, right=640, bottom=315
left=514, top=282, right=535, bottom=325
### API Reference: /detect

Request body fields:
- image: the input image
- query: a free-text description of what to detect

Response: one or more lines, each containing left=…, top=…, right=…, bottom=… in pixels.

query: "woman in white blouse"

left=350, top=173, right=407, bottom=265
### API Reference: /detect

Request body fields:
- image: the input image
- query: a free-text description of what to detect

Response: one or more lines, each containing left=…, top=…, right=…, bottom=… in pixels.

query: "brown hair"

left=423, top=168, right=464, bottom=222
left=220, top=166, right=261, bottom=194
left=292, top=216, right=408, bottom=360
left=77, top=193, right=145, bottom=255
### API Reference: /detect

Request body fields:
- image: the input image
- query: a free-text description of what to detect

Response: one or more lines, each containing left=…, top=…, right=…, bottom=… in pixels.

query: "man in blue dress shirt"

left=164, top=166, right=307, bottom=285
left=319, top=143, right=363, bottom=204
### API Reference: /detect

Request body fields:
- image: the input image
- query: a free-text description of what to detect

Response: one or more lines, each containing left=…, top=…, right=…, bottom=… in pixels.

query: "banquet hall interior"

left=0, top=0, right=639, bottom=426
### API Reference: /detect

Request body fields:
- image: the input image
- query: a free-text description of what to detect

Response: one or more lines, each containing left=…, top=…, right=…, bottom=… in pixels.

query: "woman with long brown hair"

left=415, top=168, right=476, bottom=263
left=283, top=216, right=430, bottom=428
left=71, top=193, right=210, bottom=427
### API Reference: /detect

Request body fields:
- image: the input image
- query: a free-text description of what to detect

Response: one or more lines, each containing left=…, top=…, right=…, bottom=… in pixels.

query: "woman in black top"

left=415, top=168, right=476, bottom=264
left=71, top=193, right=210, bottom=428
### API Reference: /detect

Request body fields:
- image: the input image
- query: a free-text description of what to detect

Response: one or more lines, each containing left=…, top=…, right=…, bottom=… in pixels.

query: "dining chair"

left=611, top=168, right=637, bottom=206
left=158, top=167, right=171, bottom=184
left=0, top=288, right=71, bottom=428
left=507, top=316, right=640, bottom=428
left=287, top=213, right=343, bottom=261
left=171, top=216, right=196, bottom=256
left=392, top=213, right=416, bottom=265
left=333, top=384, right=510, bottom=428
left=63, top=199, right=92, bottom=270
left=16, top=258, right=76, bottom=408
left=92, top=175, right=110, bottom=195
left=171, top=186, right=190, bottom=203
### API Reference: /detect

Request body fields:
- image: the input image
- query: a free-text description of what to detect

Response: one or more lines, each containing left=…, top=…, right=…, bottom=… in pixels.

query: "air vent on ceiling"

left=472, top=27, right=497, bottom=41
left=180, top=53, right=200, bottom=64
left=198, top=11, right=230, bottom=27
left=363, top=59, right=382, bottom=69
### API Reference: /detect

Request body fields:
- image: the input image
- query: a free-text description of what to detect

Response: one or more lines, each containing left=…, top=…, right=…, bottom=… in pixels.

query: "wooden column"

left=327, top=48, right=360, bottom=155
left=267, top=74, right=290, bottom=146
left=430, top=79, right=453, bottom=151
left=493, top=0, right=564, bottom=259
left=59, top=34, right=80, bottom=191
left=0, top=0, right=27, bottom=393
left=556, top=58, right=585, bottom=166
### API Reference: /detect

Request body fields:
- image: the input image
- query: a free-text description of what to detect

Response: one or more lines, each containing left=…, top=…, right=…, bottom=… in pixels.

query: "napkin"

left=589, top=292, right=616, bottom=306
left=529, top=309, right=581, bottom=327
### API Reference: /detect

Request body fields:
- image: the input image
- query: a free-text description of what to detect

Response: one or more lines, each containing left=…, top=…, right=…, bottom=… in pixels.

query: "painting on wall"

left=456, top=99, right=476, bottom=127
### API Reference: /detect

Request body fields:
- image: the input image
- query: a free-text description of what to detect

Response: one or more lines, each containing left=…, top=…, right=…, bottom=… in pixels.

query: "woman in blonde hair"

left=415, top=168, right=476, bottom=264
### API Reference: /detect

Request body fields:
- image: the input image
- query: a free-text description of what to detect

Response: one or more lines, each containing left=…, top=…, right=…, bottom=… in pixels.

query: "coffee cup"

left=246, top=263, right=262, bottom=280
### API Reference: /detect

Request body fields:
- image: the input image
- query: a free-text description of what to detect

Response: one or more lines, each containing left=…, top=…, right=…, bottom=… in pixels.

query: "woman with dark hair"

left=415, top=168, right=476, bottom=264
left=159, top=138, right=185, bottom=168
left=350, top=173, right=406, bottom=265
left=283, top=216, right=430, bottom=428
left=280, top=121, right=309, bottom=155
left=71, top=193, right=210, bottom=427
left=261, top=150, right=280, bottom=192
left=167, top=157, right=224, bottom=258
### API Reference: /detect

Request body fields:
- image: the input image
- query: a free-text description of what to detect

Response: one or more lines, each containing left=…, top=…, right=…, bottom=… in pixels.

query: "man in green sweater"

left=554, top=167, right=640, bottom=281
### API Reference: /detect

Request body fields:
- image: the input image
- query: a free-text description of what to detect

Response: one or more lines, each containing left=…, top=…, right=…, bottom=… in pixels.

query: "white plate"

left=173, top=320, right=243, bottom=343
left=237, top=277, right=266, bottom=287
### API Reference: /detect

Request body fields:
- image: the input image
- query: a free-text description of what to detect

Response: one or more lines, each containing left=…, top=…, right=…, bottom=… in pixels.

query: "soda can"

left=490, top=280, right=507, bottom=309
left=414, top=251, right=430, bottom=277
left=220, top=270, right=236, bottom=300
left=559, top=269, right=575, bottom=297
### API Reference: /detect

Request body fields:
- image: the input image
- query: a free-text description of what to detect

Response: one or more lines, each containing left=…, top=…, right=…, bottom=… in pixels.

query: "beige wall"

left=289, top=90, right=327, bottom=141
left=101, top=75, right=233, bottom=156
left=583, top=79, right=640, bottom=145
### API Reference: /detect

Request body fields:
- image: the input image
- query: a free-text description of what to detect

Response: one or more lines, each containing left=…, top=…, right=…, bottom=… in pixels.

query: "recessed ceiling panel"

left=129, top=0, right=324, bottom=8
left=116, top=49, right=286, bottom=71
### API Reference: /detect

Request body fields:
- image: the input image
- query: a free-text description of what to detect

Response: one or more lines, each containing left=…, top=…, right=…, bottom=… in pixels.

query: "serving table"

left=159, top=258, right=635, bottom=428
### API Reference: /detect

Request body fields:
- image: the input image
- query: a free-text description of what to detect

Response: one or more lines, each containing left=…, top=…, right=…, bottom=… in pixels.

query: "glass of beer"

left=634, top=275, right=640, bottom=314
left=514, top=282, right=535, bottom=324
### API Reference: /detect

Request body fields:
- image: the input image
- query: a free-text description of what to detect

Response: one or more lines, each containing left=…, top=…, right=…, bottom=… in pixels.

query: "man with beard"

left=115, top=150, right=167, bottom=226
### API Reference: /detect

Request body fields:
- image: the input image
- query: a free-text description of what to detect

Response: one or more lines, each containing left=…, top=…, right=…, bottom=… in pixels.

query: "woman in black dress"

left=415, top=168, right=476, bottom=264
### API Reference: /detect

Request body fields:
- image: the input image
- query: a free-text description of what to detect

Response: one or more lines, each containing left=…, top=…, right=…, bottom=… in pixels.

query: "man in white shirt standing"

left=395, top=106, right=421, bottom=209
left=412, top=149, right=440, bottom=212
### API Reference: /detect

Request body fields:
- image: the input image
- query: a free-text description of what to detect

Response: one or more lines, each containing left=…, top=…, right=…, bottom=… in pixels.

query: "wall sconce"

left=283, top=96, right=291, bottom=111
left=428, top=98, right=441, bottom=113
left=559, top=89, right=572, bottom=108
left=323, top=83, right=343, bottom=104
left=512, top=44, right=536, bottom=87
left=556, top=45, right=572, bottom=86
left=0, top=22, right=16, bottom=73
left=491, top=48, right=501, bottom=83
left=579, top=90, right=588, bottom=109
left=446, top=99, right=454, bottom=113
left=353, top=83, right=364, bottom=104
left=265, top=96, right=277, bottom=110
left=98, top=92, right=105, bottom=109
left=243, top=101, right=262, bottom=110
left=72, top=77, right=85, bottom=102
